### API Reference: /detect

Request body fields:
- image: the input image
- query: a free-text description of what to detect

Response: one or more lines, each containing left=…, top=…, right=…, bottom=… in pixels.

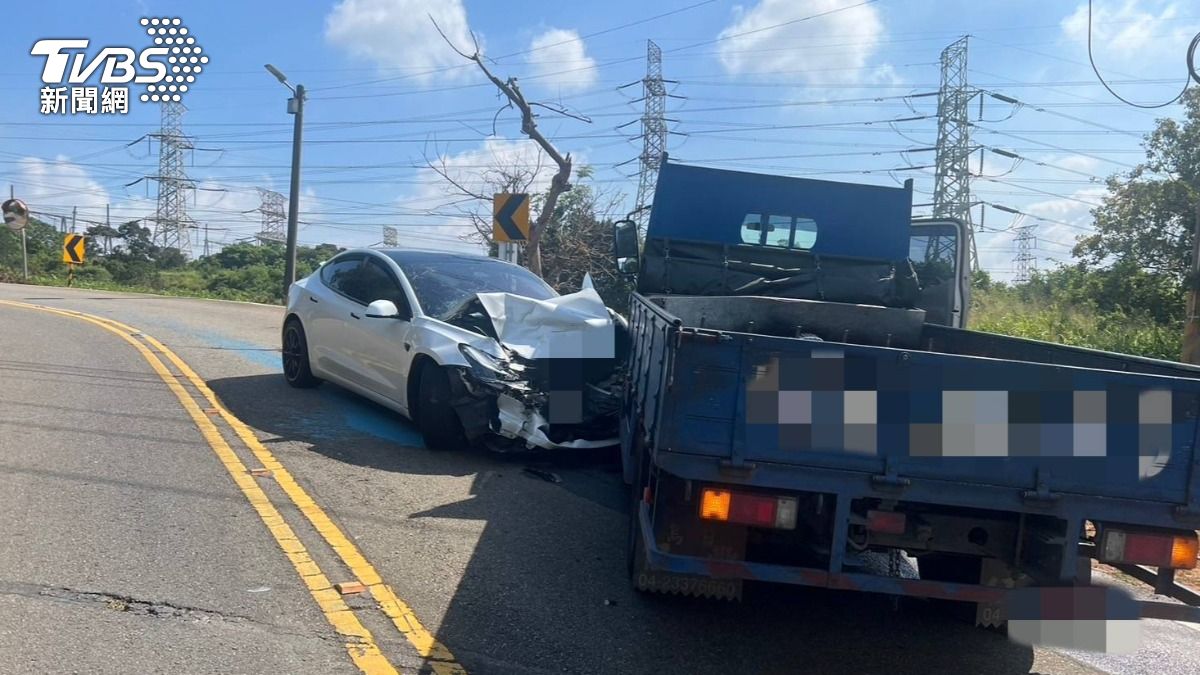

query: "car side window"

left=320, top=255, right=364, bottom=300
left=359, top=257, right=411, bottom=316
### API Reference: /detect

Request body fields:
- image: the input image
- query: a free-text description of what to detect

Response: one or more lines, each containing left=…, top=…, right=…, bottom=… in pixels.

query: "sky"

left=1, top=0, right=1197, bottom=281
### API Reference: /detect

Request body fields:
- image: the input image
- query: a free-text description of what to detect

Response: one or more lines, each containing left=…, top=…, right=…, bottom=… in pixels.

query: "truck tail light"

left=866, top=509, right=907, bottom=535
left=1098, top=528, right=1198, bottom=570
left=699, top=488, right=797, bottom=530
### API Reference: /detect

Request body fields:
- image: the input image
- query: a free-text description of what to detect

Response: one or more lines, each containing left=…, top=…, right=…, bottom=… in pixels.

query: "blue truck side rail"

left=621, top=291, right=1200, bottom=621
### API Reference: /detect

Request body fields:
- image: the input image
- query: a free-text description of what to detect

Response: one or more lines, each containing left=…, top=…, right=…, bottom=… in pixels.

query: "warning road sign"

left=62, top=234, right=85, bottom=264
left=493, top=193, right=530, bottom=243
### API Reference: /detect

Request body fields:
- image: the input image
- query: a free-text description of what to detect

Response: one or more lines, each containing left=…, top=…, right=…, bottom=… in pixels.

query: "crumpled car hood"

left=443, top=281, right=625, bottom=452
left=475, top=285, right=614, bottom=360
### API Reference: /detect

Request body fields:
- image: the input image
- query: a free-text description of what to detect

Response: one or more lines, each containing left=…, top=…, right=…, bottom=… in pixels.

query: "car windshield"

left=387, top=255, right=557, bottom=319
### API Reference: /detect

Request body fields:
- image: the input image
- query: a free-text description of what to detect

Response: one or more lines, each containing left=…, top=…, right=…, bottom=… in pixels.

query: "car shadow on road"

left=206, top=373, right=1039, bottom=675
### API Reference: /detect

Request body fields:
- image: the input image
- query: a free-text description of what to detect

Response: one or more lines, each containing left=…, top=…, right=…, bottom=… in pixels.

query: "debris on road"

left=334, top=581, right=367, bottom=595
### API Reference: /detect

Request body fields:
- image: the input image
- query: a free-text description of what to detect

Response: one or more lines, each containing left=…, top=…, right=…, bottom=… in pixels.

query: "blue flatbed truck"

left=613, top=161, right=1200, bottom=630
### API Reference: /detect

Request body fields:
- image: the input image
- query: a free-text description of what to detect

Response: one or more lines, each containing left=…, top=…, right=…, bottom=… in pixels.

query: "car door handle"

left=350, top=312, right=361, bottom=320
left=309, top=296, right=319, bottom=303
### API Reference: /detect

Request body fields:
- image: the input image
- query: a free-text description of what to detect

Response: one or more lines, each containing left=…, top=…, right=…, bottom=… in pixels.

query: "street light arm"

left=264, top=64, right=295, bottom=93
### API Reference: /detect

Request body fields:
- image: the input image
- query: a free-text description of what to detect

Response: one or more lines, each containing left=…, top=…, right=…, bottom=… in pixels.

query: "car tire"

left=417, top=366, right=470, bottom=451
left=282, top=319, right=321, bottom=389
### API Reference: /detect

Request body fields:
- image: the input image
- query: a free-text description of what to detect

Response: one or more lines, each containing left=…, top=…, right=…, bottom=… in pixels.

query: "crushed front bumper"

left=450, top=365, right=621, bottom=451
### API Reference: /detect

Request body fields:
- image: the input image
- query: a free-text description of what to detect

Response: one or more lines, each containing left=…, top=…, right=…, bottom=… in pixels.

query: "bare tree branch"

left=431, top=14, right=577, bottom=277
left=422, top=148, right=489, bottom=202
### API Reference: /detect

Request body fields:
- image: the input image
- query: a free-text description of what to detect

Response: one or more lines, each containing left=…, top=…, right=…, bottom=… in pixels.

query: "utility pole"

left=150, top=100, right=196, bottom=256
left=285, top=84, right=305, bottom=293
left=932, top=36, right=978, bottom=271
left=632, top=40, right=668, bottom=232
left=265, top=64, right=305, bottom=298
left=1182, top=203, right=1200, bottom=364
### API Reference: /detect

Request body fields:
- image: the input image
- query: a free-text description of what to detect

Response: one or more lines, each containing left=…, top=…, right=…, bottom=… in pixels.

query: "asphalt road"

left=1, top=282, right=1198, bottom=675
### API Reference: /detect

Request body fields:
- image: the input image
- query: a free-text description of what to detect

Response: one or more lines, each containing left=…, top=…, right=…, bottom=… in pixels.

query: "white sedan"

left=282, top=248, right=624, bottom=451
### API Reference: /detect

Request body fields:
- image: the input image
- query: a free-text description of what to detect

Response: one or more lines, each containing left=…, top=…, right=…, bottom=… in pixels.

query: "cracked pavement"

left=0, top=301, right=352, bottom=674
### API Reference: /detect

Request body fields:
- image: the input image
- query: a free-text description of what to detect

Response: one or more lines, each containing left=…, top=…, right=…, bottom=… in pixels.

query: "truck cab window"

left=793, top=217, right=818, bottom=249
left=909, top=232, right=957, bottom=285
left=739, top=213, right=819, bottom=250
left=740, top=213, right=764, bottom=245
left=909, top=225, right=960, bottom=326
left=766, top=215, right=792, bottom=248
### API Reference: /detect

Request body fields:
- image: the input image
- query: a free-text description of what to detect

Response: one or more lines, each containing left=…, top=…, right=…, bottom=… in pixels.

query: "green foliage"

left=1074, top=88, right=1200, bottom=287
left=532, top=170, right=635, bottom=311
left=0, top=221, right=342, bottom=304
left=970, top=89, right=1200, bottom=363
left=971, top=286, right=1180, bottom=361
left=0, top=216, right=63, bottom=277
left=971, top=268, right=997, bottom=292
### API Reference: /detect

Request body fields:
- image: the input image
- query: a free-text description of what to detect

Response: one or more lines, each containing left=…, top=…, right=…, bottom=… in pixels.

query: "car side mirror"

left=613, top=219, right=640, bottom=276
left=366, top=299, right=402, bottom=319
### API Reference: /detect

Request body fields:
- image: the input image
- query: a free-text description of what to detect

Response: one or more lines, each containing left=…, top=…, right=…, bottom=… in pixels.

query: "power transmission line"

left=630, top=40, right=669, bottom=230
left=1085, top=0, right=1199, bottom=109
left=149, top=101, right=196, bottom=257
left=256, top=188, right=286, bottom=244
left=1013, top=219, right=1037, bottom=282
left=932, top=36, right=977, bottom=270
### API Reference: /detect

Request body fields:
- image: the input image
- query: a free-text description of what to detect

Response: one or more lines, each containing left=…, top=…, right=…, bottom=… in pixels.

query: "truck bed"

left=627, top=293, right=1200, bottom=515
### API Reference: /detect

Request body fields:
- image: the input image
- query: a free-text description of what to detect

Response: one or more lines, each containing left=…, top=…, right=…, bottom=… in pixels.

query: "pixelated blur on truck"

left=612, top=160, right=1200, bottom=630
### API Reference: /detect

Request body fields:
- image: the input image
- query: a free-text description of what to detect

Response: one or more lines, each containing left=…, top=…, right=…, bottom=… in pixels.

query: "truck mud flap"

left=635, top=475, right=747, bottom=600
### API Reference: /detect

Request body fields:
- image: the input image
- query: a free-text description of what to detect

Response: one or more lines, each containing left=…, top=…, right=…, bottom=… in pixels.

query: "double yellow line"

left=0, top=301, right=463, bottom=675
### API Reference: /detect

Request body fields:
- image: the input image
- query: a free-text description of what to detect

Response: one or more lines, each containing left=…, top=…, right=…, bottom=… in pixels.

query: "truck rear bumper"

left=637, top=503, right=1200, bottom=624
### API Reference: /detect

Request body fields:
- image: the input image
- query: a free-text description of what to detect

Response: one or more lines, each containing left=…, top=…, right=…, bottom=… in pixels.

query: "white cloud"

left=526, top=28, right=597, bottom=92
left=974, top=185, right=1107, bottom=280
left=1023, top=186, right=1106, bottom=226
left=1048, top=154, right=1102, bottom=175
left=15, top=156, right=110, bottom=213
left=324, top=0, right=474, bottom=82
left=14, top=155, right=153, bottom=228
left=716, top=0, right=887, bottom=85
left=1061, top=1, right=1193, bottom=59
left=11, top=157, right=343, bottom=254
left=394, top=136, right=588, bottom=252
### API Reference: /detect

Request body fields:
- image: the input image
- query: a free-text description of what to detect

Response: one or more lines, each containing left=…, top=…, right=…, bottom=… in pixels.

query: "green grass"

left=970, top=289, right=1182, bottom=362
